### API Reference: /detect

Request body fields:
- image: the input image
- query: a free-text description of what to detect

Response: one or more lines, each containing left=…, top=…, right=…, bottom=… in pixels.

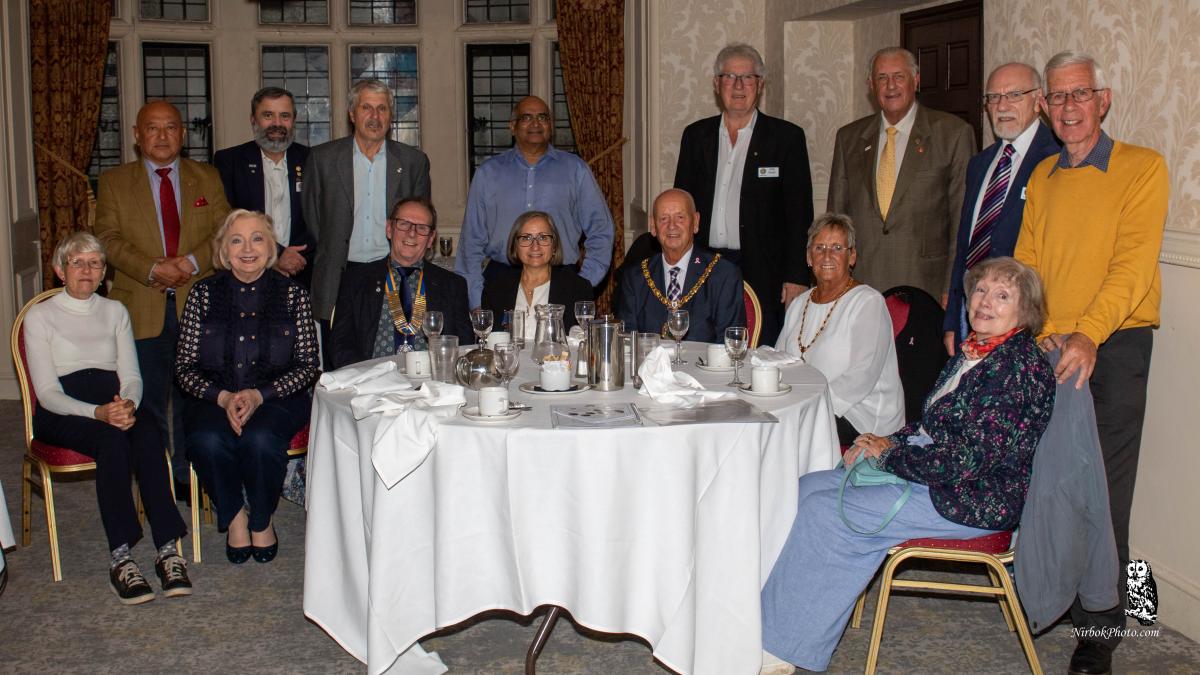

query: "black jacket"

left=480, top=265, right=594, bottom=331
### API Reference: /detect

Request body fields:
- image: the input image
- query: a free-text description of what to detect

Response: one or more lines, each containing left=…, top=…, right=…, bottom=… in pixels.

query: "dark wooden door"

left=902, top=0, right=984, bottom=148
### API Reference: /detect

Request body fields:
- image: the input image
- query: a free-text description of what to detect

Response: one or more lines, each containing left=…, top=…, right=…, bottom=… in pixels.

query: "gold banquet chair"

left=743, top=281, right=763, bottom=348
left=12, top=288, right=179, bottom=581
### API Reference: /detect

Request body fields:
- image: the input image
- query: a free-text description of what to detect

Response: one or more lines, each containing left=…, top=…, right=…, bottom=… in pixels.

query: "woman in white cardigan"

left=775, top=213, right=905, bottom=444
left=24, top=232, right=190, bottom=604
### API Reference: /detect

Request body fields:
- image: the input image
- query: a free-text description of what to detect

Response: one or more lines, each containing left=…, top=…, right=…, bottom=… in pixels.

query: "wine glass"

left=470, top=308, right=493, bottom=351
left=574, top=301, right=595, bottom=329
left=438, top=236, right=454, bottom=260
left=724, top=326, right=749, bottom=387
left=667, top=309, right=689, bottom=365
left=494, top=342, right=520, bottom=389
left=423, top=311, right=444, bottom=340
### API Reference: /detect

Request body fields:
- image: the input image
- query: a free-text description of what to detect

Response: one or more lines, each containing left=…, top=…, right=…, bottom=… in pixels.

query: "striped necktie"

left=876, top=127, right=898, bottom=220
left=964, top=144, right=1016, bottom=270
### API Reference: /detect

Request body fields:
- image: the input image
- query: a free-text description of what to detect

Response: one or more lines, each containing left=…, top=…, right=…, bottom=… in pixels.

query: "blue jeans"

left=135, top=294, right=188, bottom=483
left=761, top=469, right=995, bottom=671
left=184, top=394, right=309, bottom=532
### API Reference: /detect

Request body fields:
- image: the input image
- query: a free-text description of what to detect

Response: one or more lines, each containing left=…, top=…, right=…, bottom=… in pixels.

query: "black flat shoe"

left=1069, top=640, right=1113, bottom=675
left=226, top=533, right=252, bottom=564
left=251, top=525, right=278, bottom=564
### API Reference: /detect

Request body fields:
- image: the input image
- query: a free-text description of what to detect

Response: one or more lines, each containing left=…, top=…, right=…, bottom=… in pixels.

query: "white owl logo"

left=1125, top=559, right=1158, bottom=626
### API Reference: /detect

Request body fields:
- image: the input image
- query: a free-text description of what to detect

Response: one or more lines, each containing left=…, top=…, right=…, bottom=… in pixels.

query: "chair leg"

left=988, top=566, right=1016, bottom=632
left=38, top=463, right=63, bottom=582
left=987, top=558, right=1043, bottom=675
left=190, top=464, right=202, bottom=564
left=851, top=588, right=867, bottom=629
left=865, top=554, right=905, bottom=675
left=21, top=457, right=32, bottom=546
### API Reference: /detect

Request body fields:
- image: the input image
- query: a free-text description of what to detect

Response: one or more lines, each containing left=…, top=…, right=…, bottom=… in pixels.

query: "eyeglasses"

left=983, top=88, right=1040, bottom=105
left=516, top=233, right=555, bottom=247
left=389, top=218, right=434, bottom=236
left=716, top=73, right=762, bottom=87
left=1045, top=87, right=1108, bottom=106
left=514, top=113, right=551, bottom=125
left=810, top=243, right=851, bottom=255
left=67, top=258, right=104, bottom=270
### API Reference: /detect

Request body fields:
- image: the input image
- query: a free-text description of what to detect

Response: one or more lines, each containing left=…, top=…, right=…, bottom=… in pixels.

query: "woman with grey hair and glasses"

left=23, top=231, right=191, bottom=604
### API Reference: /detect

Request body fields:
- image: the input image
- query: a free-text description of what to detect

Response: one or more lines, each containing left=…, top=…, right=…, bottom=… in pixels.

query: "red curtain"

left=557, top=0, right=625, bottom=315
left=30, top=0, right=111, bottom=288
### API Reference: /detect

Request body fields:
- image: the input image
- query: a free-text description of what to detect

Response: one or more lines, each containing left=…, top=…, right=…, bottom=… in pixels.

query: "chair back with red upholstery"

left=882, top=286, right=949, bottom=425
left=743, top=281, right=762, bottom=348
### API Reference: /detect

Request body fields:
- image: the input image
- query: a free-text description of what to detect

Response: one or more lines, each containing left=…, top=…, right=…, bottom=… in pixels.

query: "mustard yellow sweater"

left=1015, top=141, right=1168, bottom=345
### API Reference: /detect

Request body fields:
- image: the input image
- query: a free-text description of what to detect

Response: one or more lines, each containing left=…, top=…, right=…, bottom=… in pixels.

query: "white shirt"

left=262, top=150, right=291, bottom=246
left=709, top=110, right=757, bottom=249
left=662, top=246, right=694, bottom=300
left=23, top=292, right=143, bottom=418
left=514, top=280, right=550, bottom=339
left=965, top=121, right=1041, bottom=244
left=775, top=284, right=905, bottom=435
left=873, top=104, right=919, bottom=181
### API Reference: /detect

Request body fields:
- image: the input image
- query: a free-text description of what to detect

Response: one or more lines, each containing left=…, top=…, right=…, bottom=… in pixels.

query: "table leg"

left=524, top=605, right=564, bottom=674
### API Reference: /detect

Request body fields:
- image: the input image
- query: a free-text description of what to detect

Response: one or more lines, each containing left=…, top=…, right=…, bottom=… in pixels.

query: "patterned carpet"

left=2, top=400, right=1198, bottom=674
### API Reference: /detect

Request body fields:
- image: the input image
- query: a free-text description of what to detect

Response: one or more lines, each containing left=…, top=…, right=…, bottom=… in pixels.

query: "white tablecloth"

left=304, top=344, right=839, bottom=674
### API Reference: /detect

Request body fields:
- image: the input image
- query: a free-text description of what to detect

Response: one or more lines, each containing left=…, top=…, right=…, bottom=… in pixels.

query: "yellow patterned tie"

left=877, top=126, right=898, bottom=220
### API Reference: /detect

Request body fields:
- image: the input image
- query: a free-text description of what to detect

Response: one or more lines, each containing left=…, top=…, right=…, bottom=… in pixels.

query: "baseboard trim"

left=1129, top=546, right=1200, bottom=642
left=0, top=375, right=17, bottom=400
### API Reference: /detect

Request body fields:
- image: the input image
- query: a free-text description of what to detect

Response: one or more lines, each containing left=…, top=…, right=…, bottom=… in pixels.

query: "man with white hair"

left=302, top=79, right=431, bottom=362
left=674, top=43, right=813, bottom=345
left=1016, top=51, right=1168, bottom=675
left=943, top=63, right=1059, bottom=353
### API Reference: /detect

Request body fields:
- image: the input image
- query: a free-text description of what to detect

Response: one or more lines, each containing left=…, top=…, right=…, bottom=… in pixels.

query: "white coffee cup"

left=540, top=362, right=572, bottom=391
left=487, top=331, right=511, bottom=349
left=404, top=350, right=431, bottom=378
left=706, top=343, right=733, bottom=368
left=751, top=365, right=783, bottom=393
left=478, top=386, right=509, bottom=416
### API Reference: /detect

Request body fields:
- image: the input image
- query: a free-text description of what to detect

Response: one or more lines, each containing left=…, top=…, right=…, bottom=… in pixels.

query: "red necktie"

left=156, top=167, right=181, bottom=257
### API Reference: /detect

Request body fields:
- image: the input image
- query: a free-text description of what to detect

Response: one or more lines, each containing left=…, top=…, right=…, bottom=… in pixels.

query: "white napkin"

left=319, top=360, right=414, bottom=395
left=350, top=380, right=466, bottom=488
left=636, top=346, right=737, bottom=408
left=751, top=346, right=802, bottom=367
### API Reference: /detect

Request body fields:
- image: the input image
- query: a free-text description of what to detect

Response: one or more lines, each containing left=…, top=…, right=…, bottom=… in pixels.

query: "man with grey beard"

left=215, top=86, right=315, bottom=287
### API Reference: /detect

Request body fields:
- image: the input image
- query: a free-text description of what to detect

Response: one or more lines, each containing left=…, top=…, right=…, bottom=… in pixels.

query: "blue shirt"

left=349, top=141, right=390, bottom=263
left=455, top=146, right=614, bottom=307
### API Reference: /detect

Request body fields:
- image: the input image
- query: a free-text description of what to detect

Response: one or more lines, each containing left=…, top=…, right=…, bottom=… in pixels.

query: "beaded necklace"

left=796, top=278, right=857, bottom=363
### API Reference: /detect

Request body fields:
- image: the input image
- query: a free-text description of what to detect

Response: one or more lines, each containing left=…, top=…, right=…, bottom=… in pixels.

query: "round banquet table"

left=303, top=343, right=840, bottom=675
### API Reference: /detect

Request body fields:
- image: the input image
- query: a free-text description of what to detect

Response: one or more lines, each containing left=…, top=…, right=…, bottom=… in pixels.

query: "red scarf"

left=960, top=327, right=1022, bottom=360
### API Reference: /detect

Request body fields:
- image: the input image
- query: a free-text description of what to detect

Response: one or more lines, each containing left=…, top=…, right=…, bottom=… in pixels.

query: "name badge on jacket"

left=758, top=167, right=780, bottom=178
left=1020, top=186, right=1027, bottom=200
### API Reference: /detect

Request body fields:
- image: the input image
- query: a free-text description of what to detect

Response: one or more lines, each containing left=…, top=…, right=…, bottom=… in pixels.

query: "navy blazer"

left=330, top=258, right=473, bottom=370
left=617, top=247, right=745, bottom=344
left=945, top=122, right=1060, bottom=341
left=213, top=140, right=315, bottom=286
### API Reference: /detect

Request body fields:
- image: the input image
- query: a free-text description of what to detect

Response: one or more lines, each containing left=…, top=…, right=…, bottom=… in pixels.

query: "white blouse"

left=775, top=284, right=905, bottom=435
left=513, top=280, right=550, bottom=339
left=22, top=291, right=143, bottom=418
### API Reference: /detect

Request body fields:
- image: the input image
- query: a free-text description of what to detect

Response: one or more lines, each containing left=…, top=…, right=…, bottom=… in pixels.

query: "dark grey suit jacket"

left=827, top=105, right=975, bottom=298
left=302, top=136, right=431, bottom=320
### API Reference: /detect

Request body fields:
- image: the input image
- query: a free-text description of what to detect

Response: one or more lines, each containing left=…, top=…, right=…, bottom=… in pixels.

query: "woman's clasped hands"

left=217, top=389, right=264, bottom=435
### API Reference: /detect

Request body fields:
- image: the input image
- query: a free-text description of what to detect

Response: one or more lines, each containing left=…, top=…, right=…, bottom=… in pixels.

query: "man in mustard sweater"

left=1016, top=51, right=1168, bottom=675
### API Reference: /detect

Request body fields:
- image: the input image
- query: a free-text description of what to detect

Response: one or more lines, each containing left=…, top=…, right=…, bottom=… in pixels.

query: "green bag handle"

left=837, top=455, right=912, bottom=535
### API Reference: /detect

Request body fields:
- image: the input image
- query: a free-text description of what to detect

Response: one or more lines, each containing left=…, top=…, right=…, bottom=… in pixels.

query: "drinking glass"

left=470, top=308, right=493, bottom=350
left=512, top=309, right=526, bottom=348
left=423, top=310, right=444, bottom=340
left=438, top=236, right=454, bottom=260
left=429, top=335, right=459, bottom=384
left=667, top=309, right=690, bottom=365
left=494, top=342, right=520, bottom=388
left=724, top=326, right=749, bottom=387
left=574, top=300, right=595, bottom=329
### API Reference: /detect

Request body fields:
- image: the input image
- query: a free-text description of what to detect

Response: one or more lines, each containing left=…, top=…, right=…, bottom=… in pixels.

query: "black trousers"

left=1070, top=327, right=1153, bottom=648
left=33, top=369, right=187, bottom=552
left=134, top=293, right=188, bottom=482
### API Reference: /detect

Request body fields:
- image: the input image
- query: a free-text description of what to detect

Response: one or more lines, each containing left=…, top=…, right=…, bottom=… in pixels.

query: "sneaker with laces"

left=155, top=553, right=193, bottom=598
left=110, top=560, right=155, bottom=605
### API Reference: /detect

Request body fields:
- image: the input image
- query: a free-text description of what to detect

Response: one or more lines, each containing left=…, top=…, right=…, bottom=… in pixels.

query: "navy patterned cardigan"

left=878, top=330, right=1055, bottom=531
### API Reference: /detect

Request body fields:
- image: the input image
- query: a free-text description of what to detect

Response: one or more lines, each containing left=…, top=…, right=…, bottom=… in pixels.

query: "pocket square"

left=194, top=196, right=209, bottom=207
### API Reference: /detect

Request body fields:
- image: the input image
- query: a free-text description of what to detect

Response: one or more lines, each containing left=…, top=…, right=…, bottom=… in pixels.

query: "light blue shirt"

left=455, top=146, right=614, bottom=307
left=348, top=141, right=390, bottom=263
left=143, top=158, right=198, bottom=273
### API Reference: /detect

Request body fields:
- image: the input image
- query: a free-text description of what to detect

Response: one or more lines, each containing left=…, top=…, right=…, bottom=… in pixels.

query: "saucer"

left=738, top=383, right=793, bottom=397
left=695, top=359, right=734, bottom=373
left=518, top=382, right=591, bottom=395
left=461, top=406, right=522, bottom=422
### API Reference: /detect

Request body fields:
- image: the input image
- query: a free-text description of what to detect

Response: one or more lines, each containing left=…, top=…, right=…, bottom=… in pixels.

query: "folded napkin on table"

left=319, top=360, right=414, bottom=395
left=750, top=346, right=802, bottom=367
left=350, top=380, right=466, bottom=488
left=637, top=346, right=737, bottom=408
